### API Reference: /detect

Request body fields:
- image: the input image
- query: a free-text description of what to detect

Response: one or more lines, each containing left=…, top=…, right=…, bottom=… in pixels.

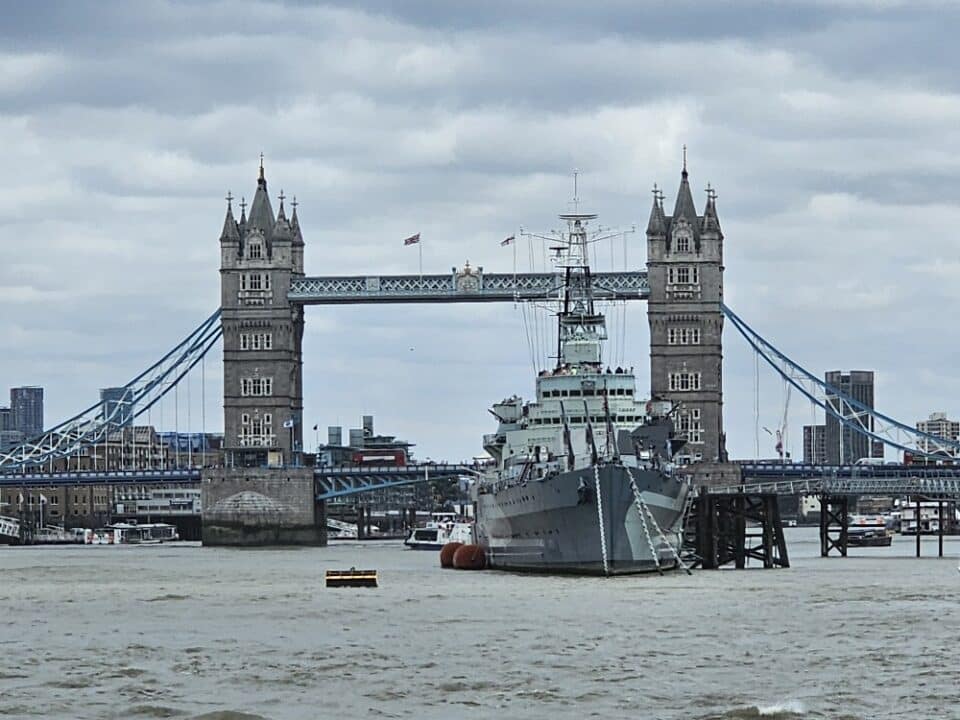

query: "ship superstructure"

left=474, top=209, right=691, bottom=575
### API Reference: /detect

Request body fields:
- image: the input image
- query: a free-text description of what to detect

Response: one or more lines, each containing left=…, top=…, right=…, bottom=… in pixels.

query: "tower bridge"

left=4, top=158, right=960, bottom=546
left=203, top=157, right=723, bottom=544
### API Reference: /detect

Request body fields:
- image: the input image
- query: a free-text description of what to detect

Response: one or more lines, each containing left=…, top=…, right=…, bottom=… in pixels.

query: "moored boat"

left=847, top=515, right=892, bottom=547
left=85, top=522, right=179, bottom=544
left=404, top=512, right=475, bottom=550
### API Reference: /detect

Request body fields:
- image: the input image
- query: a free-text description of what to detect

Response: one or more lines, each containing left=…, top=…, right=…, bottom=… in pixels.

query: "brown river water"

left=1, top=528, right=959, bottom=720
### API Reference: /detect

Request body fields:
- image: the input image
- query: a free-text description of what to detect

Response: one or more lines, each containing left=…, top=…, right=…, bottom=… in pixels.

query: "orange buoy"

left=439, top=542, right=463, bottom=568
left=452, top=543, right=487, bottom=570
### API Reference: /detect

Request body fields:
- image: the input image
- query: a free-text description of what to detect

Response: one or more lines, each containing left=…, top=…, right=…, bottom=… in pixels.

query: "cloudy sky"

left=2, top=0, right=959, bottom=462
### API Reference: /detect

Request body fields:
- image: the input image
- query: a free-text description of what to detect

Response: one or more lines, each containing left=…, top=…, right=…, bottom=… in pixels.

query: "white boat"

left=404, top=512, right=475, bottom=550
left=0, top=515, right=20, bottom=544
left=85, top=522, right=179, bottom=545
left=846, top=515, right=892, bottom=547
left=326, top=517, right=380, bottom=539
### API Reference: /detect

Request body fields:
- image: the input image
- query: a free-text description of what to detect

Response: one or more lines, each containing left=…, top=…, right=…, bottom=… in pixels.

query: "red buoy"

left=439, top=542, right=463, bottom=568
left=452, top=543, right=487, bottom=570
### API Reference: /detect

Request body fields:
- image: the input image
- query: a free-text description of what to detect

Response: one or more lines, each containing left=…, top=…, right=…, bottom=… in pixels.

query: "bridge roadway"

left=722, top=462, right=960, bottom=498
left=739, top=462, right=960, bottom=480
left=0, top=463, right=478, bottom=502
left=7, top=462, right=960, bottom=500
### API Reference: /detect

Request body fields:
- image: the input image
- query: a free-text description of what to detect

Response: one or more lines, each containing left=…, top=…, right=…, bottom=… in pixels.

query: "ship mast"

left=555, top=177, right=606, bottom=369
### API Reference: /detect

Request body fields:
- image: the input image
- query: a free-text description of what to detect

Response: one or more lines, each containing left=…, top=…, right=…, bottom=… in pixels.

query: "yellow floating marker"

left=325, top=568, right=378, bottom=588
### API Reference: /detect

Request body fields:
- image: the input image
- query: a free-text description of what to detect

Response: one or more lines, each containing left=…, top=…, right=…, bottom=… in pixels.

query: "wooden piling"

left=938, top=500, right=944, bottom=558
left=915, top=496, right=921, bottom=558
left=693, top=491, right=788, bottom=570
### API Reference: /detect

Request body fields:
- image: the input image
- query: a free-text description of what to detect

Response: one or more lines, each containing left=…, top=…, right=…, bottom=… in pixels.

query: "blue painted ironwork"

left=0, top=468, right=201, bottom=487
left=315, top=463, right=480, bottom=500
left=0, top=311, right=222, bottom=472
left=713, top=474, right=960, bottom=498
left=737, top=462, right=960, bottom=481
left=723, top=303, right=960, bottom=460
left=289, top=271, right=649, bottom=304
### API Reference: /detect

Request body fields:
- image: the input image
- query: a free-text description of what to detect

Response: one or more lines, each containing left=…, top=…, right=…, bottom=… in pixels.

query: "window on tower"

left=248, top=241, right=263, bottom=259
left=672, top=221, right=694, bottom=254
left=238, top=411, right=276, bottom=447
left=667, top=327, right=701, bottom=345
left=668, top=372, right=702, bottom=392
left=676, top=409, right=704, bottom=444
left=667, top=266, right=700, bottom=285
left=240, top=273, right=271, bottom=291
left=239, top=377, right=274, bottom=397
left=239, top=332, right=273, bottom=351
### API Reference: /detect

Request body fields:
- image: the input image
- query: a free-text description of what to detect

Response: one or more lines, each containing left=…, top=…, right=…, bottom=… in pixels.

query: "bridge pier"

left=201, top=467, right=326, bottom=546
left=819, top=495, right=848, bottom=557
left=690, top=489, right=789, bottom=569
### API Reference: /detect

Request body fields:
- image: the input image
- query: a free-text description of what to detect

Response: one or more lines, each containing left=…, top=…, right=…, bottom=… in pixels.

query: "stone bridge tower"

left=646, top=159, right=726, bottom=464
left=204, top=161, right=321, bottom=547
left=218, top=160, right=305, bottom=467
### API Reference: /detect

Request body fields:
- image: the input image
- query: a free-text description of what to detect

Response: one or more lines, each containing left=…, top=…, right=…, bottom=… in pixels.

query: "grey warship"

left=474, top=210, right=691, bottom=575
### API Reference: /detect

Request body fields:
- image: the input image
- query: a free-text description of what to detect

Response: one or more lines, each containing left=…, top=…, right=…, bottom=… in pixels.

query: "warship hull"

left=475, top=464, right=688, bottom=575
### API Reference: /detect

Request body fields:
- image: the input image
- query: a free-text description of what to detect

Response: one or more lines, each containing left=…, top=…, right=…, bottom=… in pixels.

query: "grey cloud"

left=2, top=0, right=960, bottom=461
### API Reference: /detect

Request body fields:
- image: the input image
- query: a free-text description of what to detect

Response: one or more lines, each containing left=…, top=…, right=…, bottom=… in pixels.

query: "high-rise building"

left=916, top=412, right=960, bottom=458
left=803, top=424, right=827, bottom=464
left=0, top=406, right=21, bottom=450
left=10, top=386, right=43, bottom=440
left=824, top=371, right=879, bottom=464
left=100, top=387, right=134, bottom=427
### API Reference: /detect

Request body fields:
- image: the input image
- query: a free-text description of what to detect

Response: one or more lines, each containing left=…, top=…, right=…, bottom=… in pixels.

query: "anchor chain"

left=626, top=466, right=692, bottom=575
left=625, top=466, right=662, bottom=575
left=594, top=465, right=609, bottom=576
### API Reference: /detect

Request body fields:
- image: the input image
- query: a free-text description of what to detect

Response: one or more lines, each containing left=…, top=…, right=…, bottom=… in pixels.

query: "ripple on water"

left=700, top=701, right=810, bottom=720
left=45, top=677, right=90, bottom=689
left=127, top=704, right=187, bottom=718
left=143, top=594, right=192, bottom=602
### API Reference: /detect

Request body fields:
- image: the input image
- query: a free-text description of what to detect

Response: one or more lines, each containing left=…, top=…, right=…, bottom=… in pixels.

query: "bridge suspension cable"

left=722, top=303, right=960, bottom=461
left=0, top=310, right=222, bottom=472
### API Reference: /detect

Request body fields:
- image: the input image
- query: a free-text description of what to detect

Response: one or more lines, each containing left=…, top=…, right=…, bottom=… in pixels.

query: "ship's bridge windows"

left=568, top=389, right=581, bottom=397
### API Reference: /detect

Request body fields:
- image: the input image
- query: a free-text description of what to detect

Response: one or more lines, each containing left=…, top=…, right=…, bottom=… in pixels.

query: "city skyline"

left=2, top=1, right=960, bottom=462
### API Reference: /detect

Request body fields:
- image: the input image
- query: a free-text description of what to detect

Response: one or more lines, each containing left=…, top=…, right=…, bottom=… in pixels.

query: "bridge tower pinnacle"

left=219, top=161, right=305, bottom=467
left=646, top=159, right=727, bottom=464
